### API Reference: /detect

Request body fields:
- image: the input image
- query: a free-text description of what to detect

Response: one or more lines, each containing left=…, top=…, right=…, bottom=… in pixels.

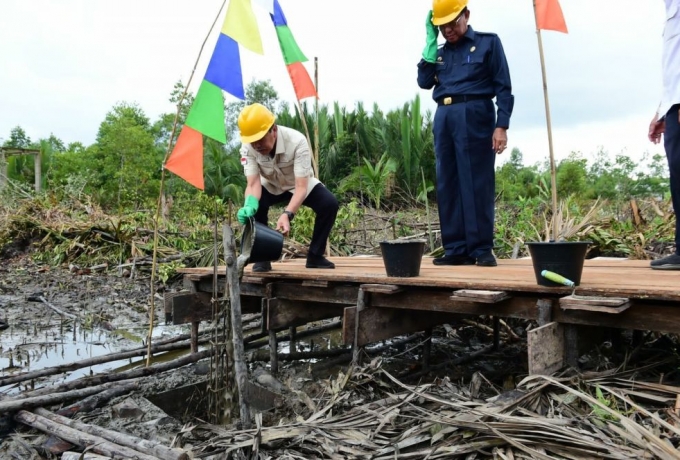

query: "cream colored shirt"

left=659, top=0, right=680, bottom=117
left=240, top=125, right=319, bottom=196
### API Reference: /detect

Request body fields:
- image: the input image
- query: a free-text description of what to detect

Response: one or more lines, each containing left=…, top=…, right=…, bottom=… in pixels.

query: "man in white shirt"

left=236, top=103, right=338, bottom=272
left=649, top=0, right=680, bottom=269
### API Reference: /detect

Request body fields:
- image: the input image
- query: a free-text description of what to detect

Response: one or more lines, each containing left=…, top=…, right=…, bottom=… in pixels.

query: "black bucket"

left=527, top=241, right=591, bottom=287
left=240, top=218, right=284, bottom=263
left=380, top=239, right=426, bottom=277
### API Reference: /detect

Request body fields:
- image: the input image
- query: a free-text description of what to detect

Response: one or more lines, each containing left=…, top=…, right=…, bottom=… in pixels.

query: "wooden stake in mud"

left=532, top=0, right=559, bottom=241
left=223, top=224, right=251, bottom=428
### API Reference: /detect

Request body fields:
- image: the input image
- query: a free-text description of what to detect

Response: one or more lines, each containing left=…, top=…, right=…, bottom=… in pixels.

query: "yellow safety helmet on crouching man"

left=238, top=103, right=276, bottom=143
left=431, top=0, right=468, bottom=26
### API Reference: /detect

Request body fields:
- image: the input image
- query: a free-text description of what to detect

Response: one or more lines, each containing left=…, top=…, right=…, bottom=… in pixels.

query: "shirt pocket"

left=434, top=59, right=451, bottom=84
left=461, top=54, right=485, bottom=79
left=666, top=2, right=680, bottom=40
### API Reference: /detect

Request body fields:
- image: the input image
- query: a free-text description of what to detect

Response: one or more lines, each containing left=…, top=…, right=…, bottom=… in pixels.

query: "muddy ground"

left=0, top=252, right=675, bottom=459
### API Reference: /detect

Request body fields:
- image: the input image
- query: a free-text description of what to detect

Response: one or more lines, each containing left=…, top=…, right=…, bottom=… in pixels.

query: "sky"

left=0, top=0, right=670, bottom=168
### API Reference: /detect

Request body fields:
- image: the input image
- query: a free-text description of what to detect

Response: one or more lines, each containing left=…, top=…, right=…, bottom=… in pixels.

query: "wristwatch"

left=283, top=210, right=295, bottom=222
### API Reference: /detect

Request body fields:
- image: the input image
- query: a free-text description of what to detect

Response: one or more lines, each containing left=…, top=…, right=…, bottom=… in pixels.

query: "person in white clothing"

left=649, top=0, right=680, bottom=269
left=236, top=103, right=339, bottom=272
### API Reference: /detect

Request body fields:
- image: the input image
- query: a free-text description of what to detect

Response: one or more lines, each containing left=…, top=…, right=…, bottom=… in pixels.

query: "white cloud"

left=0, top=0, right=669, bottom=167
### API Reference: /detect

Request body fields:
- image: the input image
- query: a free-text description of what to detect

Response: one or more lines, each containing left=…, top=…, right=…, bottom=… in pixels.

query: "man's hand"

left=236, top=195, right=259, bottom=224
left=422, top=10, right=439, bottom=63
left=493, top=128, right=508, bottom=154
left=276, top=213, right=290, bottom=235
left=648, top=114, right=665, bottom=144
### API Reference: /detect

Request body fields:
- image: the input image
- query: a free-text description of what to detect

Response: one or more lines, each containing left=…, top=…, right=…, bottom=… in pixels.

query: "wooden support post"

left=190, top=323, right=199, bottom=353
left=564, top=324, right=579, bottom=368
left=528, top=322, right=565, bottom=375
left=223, top=224, right=250, bottom=429
left=289, top=326, right=297, bottom=353
left=352, top=288, right=368, bottom=365
left=34, top=150, right=41, bottom=193
left=0, top=150, right=6, bottom=191
left=269, top=330, right=278, bottom=374
left=492, top=317, right=500, bottom=350
left=422, top=328, right=432, bottom=370
left=537, top=299, right=553, bottom=326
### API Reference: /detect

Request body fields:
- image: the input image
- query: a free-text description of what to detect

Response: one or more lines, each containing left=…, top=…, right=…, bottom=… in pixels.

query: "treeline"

left=1, top=79, right=670, bottom=213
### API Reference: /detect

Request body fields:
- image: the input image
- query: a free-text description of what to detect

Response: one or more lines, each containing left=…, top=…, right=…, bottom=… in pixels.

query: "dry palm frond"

left=185, top=361, right=680, bottom=459
left=544, top=197, right=605, bottom=242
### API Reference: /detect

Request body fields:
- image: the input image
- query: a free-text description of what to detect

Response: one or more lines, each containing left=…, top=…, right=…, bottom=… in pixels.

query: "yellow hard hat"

left=432, top=0, right=468, bottom=26
left=238, top=103, right=276, bottom=143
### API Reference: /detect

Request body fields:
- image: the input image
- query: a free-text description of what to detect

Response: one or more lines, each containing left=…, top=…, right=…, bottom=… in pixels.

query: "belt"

left=437, top=94, right=493, bottom=106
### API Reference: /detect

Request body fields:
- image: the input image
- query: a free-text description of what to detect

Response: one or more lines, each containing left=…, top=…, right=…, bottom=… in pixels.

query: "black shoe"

left=433, top=255, right=476, bottom=266
left=476, top=253, right=497, bottom=267
left=252, top=261, right=272, bottom=273
left=651, top=253, right=680, bottom=270
left=306, top=256, right=335, bottom=269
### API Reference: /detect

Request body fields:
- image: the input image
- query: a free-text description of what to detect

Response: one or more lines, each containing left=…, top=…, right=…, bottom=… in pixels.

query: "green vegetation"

left=0, top=79, right=675, bottom=275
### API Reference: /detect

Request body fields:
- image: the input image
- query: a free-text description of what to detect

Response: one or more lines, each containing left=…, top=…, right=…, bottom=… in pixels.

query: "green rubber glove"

left=422, top=10, right=439, bottom=64
left=237, top=195, right=259, bottom=224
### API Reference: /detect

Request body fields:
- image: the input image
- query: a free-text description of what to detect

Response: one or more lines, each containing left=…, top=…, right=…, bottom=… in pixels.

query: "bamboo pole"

left=532, top=0, right=559, bottom=242
left=314, top=56, right=320, bottom=178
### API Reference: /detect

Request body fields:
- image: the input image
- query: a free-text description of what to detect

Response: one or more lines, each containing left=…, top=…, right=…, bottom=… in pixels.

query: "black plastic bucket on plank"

left=527, top=241, right=591, bottom=287
left=380, top=239, right=426, bottom=277
left=240, top=218, right=284, bottom=263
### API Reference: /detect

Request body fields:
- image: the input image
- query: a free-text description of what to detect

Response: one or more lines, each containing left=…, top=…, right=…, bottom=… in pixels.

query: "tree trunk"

left=15, top=411, right=159, bottom=460
left=34, top=408, right=189, bottom=460
left=223, top=224, right=251, bottom=428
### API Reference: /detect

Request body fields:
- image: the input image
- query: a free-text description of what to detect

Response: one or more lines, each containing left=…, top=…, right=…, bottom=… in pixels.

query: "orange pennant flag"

left=165, top=126, right=205, bottom=190
left=535, top=0, right=568, bottom=33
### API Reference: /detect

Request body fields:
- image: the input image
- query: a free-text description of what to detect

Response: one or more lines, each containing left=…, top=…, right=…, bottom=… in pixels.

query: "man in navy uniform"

left=648, top=0, right=680, bottom=269
left=417, top=0, right=514, bottom=267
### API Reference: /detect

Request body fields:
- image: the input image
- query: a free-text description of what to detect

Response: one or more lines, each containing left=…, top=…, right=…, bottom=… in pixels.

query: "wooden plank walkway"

left=177, top=256, right=680, bottom=374
left=180, top=257, right=680, bottom=302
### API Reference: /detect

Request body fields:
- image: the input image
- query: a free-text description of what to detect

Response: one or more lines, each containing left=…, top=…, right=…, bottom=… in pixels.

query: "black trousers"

left=665, top=104, right=680, bottom=254
left=254, top=183, right=338, bottom=258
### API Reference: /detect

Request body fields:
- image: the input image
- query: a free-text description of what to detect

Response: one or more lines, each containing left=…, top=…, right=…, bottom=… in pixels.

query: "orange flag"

left=535, top=0, right=568, bottom=33
left=165, top=126, right=205, bottom=190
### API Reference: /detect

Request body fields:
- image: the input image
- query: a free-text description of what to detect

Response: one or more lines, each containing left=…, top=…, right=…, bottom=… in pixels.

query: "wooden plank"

left=450, top=290, right=510, bottom=303
left=163, top=291, right=189, bottom=321
left=343, top=306, right=459, bottom=347
left=370, top=291, right=539, bottom=321
left=302, top=280, right=329, bottom=287
left=273, top=282, right=359, bottom=304
left=267, top=298, right=345, bottom=330
left=553, top=302, right=680, bottom=334
left=560, top=300, right=631, bottom=314
left=178, top=258, right=680, bottom=302
left=172, top=292, right=213, bottom=325
left=559, top=295, right=629, bottom=306
left=360, top=284, right=403, bottom=294
left=243, top=276, right=267, bottom=284
left=528, top=322, right=564, bottom=375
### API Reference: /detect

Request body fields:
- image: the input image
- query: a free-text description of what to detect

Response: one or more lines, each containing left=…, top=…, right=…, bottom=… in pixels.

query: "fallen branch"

left=34, top=407, right=190, bottom=460
left=0, top=335, right=210, bottom=387
left=15, top=410, right=159, bottom=460
left=0, top=380, right=139, bottom=413
left=56, top=381, right=138, bottom=417
left=30, top=295, right=77, bottom=319
left=22, top=349, right=211, bottom=398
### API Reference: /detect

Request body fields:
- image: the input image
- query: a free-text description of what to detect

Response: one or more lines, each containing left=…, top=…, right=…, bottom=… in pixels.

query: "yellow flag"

left=222, top=0, right=264, bottom=55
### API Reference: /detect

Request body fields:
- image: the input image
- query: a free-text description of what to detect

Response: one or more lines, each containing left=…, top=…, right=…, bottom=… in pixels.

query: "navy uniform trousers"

left=666, top=104, right=680, bottom=254
left=433, top=98, right=496, bottom=259
left=254, top=183, right=338, bottom=258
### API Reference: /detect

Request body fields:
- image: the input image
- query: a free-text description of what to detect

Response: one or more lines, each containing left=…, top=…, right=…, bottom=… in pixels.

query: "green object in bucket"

left=540, top=270, right=575, bottom=287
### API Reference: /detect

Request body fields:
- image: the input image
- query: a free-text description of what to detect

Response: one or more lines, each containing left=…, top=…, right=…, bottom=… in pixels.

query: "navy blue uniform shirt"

left=417, top=26, right=514, bottom=129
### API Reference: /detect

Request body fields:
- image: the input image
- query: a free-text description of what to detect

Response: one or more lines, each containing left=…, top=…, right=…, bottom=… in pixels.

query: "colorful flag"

left=166, top=1, right=265, bottom=189
left=535, top=0, right=568, bottom=33
left=270, top=0, right=317, bottom=100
